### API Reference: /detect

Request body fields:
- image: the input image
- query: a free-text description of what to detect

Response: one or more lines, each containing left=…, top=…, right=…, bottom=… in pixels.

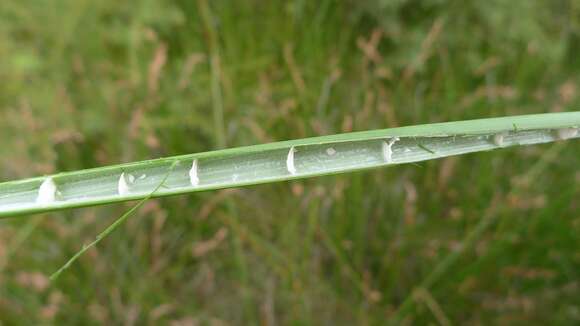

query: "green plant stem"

left=49, top=161, right=177, bottom=281
left=0, top=113, right=578, bottom=218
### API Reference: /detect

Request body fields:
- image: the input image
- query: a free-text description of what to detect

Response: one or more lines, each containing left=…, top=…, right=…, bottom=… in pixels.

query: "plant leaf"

left=1, top=112, right=578, bottom=217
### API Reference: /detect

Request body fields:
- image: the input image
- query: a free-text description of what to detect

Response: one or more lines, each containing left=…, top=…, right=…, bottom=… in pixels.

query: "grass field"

left=1, top=0, right=579, bottom=324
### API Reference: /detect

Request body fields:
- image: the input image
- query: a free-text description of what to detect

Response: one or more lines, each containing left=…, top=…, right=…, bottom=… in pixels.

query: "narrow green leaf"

left=49, top=162, right=177, bottom=281
left=1, top=112, right=578, bottom=217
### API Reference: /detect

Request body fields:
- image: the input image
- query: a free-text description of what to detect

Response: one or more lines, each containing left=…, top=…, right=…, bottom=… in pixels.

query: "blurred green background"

left=1, top=0, right=579, bottom=324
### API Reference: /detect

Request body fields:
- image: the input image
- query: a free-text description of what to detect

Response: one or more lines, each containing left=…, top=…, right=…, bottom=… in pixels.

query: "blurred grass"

left=0, top=0, right=579, bottom=324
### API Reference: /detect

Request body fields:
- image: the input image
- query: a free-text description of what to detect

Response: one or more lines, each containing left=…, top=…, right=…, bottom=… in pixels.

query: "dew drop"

left=37, top=177, right=57, bottom=204
left=286, top=147, right=297, bottom=175
left=118, top=173, right=130, bottom=195
left=189, top=159, right=200, bottom=186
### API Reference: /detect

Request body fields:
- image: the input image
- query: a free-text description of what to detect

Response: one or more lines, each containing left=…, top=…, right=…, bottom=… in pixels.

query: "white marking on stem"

left=326, top=147, right=336, bottom=156
left=556, top=127, right=578, bottom=140
left=118, top=173, right=130, bottom=195
left=127, top=174, right=135, bottom=183
left=382, top=137, right=400, bottom=163
left=37, top=177, right=57, bottom=204
left=287, top=146, right=297, bottom=175
left=493, top=133, right=506, bottom=147
left=189, top=159, right=200, bottom=186
left=138, top=174, right=147, bottom=180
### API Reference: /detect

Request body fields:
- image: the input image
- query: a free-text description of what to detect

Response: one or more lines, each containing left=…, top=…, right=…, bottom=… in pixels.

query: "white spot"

left=127, top=173, right=135, bottom=183
left=118, top=172, right=130, bottom=195
left=556, top=127, right=578, bottom=140
left=326, top=147, right=336, bottom=156
left=493, top=133, right=506, bottom=147
left=138, top=174, right=147, bottom=180
left=36, top=177, right=57, bottom=204
left=286, top=146, right=297, bottom=175
left=232, top=174, right=239, bottom=181
left=189, top=159, right=200, bottom=186
left=382, top=137, right=400, bottom=163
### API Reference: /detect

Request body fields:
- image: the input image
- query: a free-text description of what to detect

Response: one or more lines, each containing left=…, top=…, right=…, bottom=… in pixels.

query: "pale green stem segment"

left=49, top=161, right=177, bottom=281
left=0, top=112, right=578, bottom=217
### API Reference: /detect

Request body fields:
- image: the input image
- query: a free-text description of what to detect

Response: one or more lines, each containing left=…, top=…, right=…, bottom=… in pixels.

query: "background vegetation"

left=1, top=0, right=579, bottom=324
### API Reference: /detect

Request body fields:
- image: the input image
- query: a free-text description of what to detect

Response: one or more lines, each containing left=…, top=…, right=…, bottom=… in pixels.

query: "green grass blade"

left=49, top=162, right=177, bottom=281
left=0, top=112, right=578, bottom=217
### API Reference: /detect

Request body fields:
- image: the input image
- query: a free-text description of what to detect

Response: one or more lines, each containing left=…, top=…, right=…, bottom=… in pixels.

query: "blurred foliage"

left=0, top=0, right=579, bottom=324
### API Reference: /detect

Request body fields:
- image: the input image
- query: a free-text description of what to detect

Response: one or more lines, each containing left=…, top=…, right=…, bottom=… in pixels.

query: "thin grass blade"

left=0, top=112, right=578, bottom=217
